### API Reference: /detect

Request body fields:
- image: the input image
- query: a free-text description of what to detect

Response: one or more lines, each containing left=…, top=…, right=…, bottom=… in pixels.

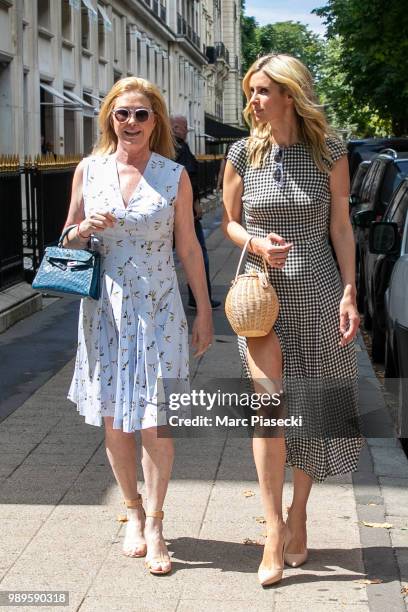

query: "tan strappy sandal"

left=123, top=494, right=147, bottom=558
left=144, top=510, right=172, bottom=575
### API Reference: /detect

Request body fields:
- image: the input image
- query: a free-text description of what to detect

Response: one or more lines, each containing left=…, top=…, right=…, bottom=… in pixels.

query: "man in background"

left=170, top=115, right=220, bottom=310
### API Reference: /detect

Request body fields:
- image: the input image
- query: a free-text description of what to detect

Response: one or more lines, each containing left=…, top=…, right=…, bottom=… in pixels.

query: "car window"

left=350, top=162, right=370, bottom=197
left=390, top=189, right=408, bottom=237
left=360, top=159, right=386, bottom=205
left=380, top=160, right=408, bottom=208
left=385, top=182, right=407, bottom=220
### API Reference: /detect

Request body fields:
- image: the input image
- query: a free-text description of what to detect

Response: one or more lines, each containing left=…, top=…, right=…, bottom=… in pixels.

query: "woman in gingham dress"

left=223, top=54, right=363, bottom=586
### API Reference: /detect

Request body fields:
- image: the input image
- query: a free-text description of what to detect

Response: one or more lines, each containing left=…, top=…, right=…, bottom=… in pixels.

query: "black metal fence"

left=0, top=154, right=222, bottom=290
left=197, top=156, right=222, bottom=198
left=0, top=157, right=24, bottom=289
left=22, top=156, right=80, bottom=283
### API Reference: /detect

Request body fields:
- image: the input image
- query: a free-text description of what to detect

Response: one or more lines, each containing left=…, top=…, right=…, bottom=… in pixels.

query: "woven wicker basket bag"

left=225, top=238, right=279, bottom=337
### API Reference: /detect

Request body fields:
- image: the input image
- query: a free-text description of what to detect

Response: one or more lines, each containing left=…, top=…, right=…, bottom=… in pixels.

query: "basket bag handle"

left=234, top=238, right=270, bottom=288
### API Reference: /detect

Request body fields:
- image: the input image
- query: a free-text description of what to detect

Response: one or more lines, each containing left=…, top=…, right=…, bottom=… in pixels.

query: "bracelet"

left=76, top=223, right=91, bottom=240
left=248, top=236, right=254, bottom=253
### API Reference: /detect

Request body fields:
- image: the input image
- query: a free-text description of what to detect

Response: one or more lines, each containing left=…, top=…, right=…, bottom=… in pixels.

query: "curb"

left=0, top=282, right=42, bottom=334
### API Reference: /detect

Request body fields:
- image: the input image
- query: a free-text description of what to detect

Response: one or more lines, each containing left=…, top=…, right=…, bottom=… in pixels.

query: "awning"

left=84, top=91, right=104, bottom=104
left=40, top=83, right=79, bottom=107
left=97, top=4, right=112, bottom=31
left=64, top=89, right=96, bottom=116
left=81, top=0, right=98, bottom=20
left=204, top=114, right=249, bottom=144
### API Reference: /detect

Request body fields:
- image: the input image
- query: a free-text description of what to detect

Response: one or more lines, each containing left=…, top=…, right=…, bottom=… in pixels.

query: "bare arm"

left=329, top=155, right=360, bottom=345
left=222, top=160, right=292, bottom=267
left=216, top=158, right=226, bottom=190
left=63, top=159, right=115, bottom=249
left=174, top=169, right=213, bottom=356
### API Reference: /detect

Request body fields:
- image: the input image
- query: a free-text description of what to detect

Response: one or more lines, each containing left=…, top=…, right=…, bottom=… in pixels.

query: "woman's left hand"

left=339, top=296, right=360, bottom=347
left=191, top=310, right=214, bottom=357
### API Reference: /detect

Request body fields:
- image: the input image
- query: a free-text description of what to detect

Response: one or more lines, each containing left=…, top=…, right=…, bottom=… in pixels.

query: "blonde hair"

left=93, top=77, right=175, bottom=158
left=242, top=54, right=337, bottom=173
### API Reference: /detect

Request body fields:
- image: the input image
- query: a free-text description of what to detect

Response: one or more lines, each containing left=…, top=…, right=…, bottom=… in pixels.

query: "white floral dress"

left=68, top=152, right=189, bottom=431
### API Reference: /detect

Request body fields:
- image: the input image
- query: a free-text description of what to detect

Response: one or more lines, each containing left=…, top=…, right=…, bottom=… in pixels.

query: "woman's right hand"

left=251, top=232, right=293, bottom=269
left=78, top=210, right=116, bottom=237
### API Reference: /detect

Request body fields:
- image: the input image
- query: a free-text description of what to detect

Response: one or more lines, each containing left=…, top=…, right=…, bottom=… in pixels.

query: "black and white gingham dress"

left=227, top=137, right=364, bottom=482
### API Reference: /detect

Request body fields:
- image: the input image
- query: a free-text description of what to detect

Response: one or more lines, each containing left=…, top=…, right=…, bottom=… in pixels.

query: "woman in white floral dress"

left=63, top=77, right=213, bottom=575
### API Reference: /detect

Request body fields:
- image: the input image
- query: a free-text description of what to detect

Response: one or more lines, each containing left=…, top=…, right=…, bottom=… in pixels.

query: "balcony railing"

left=160, top=3, right=166, bottom=22
left=143, top=0, right=166, bottom=23
left=176, top=12, right=200, bottom=51
left=214, top=42, right=230, bottom=65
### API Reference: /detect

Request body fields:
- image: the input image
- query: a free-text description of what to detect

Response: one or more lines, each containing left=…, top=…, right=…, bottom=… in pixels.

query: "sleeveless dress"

left=227, top=137, right=364, bottom=482
left=68, top=152, right=189, bottom=432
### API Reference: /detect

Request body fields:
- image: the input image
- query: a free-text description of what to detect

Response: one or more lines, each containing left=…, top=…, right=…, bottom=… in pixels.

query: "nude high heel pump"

left=258, top=531, right=285, bottom=587
left=144, top=510, right=172, bottom=576
left=123, top=494, right=147, bottom=558
left=284, top=523, right=308, bottom=567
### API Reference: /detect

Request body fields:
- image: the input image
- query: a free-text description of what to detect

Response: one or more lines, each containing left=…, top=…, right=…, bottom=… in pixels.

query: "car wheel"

left=372, top=317, right=385, bottom=363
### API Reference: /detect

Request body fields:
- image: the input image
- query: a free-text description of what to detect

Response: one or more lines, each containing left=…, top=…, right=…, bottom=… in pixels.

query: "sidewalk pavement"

left=0, top=211, right=407, bottom=612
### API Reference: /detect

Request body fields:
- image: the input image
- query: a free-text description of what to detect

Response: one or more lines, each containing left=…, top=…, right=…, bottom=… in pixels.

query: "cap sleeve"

left=227, top=138, right=248, bottom=177
left=326, top=136, right=347, bottom=164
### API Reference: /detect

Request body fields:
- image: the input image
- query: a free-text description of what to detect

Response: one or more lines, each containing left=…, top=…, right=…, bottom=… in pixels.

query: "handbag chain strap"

left=234, top=237, right=269, bottom=283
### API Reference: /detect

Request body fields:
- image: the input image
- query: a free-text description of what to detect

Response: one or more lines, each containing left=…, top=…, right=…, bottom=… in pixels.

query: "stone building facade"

left=0, top=0, right=245, bottom=157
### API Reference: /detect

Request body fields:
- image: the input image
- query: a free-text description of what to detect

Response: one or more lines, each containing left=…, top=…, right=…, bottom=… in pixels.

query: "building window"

left=61, top=0, right=72, bottom=40
left=98, top=15, right=105, bottom=57
left=154, top=49, right=158, bottom=83
left=162, top=54, right=166, bottom=92
left=126, top=28, right=131, bottom=72
left=146, top=42, right=150, bottom=79
left=160, top=0, right=166, bottom=22
left=136, top=37, right=141, bottom=74
left=113, top=15, right=122, bottom=62
left=38, top=0, right=50, bottom=29
left=81, top=5, right=90, bottom=49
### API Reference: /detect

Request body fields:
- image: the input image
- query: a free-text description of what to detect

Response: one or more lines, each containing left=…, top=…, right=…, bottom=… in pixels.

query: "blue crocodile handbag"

left=32, top=225, right=101, bottom=300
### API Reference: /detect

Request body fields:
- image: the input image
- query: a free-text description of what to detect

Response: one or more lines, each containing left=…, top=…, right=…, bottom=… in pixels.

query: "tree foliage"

left=239, top=3, right=323, bottom=79
left=240, top=0, right=407, bottom=136
left=316, top=37, right=391, bottom=137
left=314, top=0, right=408, bottom=135
left=255, top=22, right=324, bottom=79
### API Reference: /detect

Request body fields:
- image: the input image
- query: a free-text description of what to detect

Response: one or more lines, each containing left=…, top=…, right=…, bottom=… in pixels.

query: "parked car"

left=370, top=209, right=408, bottom=439
left=347, top=137, right=408, bottom=180
left=350, top=160, right=371, bottom=208
left=364, top=179, right=408, bottom=361
left=351, top=150, right=408, bottom=320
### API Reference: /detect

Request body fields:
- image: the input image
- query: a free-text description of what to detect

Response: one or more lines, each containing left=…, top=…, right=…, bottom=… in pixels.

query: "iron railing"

left=23, top=155, right=81, bottom=280
left=176, top=13, right=200, bottom=50
left=1, top=154, right=221, bottom=289
left=0, top=156, right=24, bottom=289
left=197, top=158, right=222, bottom=198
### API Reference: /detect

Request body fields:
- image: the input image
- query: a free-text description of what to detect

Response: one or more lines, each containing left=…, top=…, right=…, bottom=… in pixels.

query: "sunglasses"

left=111, top=107, right=154, bottom=123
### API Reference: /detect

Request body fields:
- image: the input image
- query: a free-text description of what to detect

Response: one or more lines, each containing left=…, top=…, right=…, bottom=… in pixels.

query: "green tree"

left=255, top=21, right=324, bottom=79
left=316, top=36, right=391, bottom=137
left=240, top=0, right=258, bottom=74
left=314, top=0, right=408, bottom=135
